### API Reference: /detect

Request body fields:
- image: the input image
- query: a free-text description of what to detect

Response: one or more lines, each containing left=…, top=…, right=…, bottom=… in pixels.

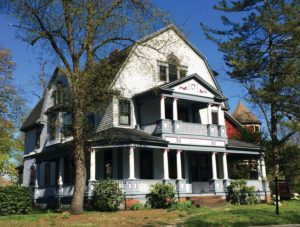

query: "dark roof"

left=88, top=127, right=168, bottom=146
left=227, top=139, right=263, bottom=150
left=232, top=101, right=261, bottom=124
left=20, top=96, right=44, bottom=131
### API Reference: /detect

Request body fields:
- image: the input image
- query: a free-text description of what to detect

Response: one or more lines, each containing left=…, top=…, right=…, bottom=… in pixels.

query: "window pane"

left=49, top=114, right=57, bottom=140
left=169, top=64, right=177, bottom=82
left=180, top=70, right=187, bottom=78
left=63, top=112, right=73, bottom=137
left=159, top=65, right=167, bottom=81
left=119, top=100, right=131, bottom=125
left=212, top=112, right=218, bottom=125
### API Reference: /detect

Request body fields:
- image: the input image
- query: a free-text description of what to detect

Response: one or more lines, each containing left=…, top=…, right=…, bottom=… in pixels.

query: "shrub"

left=227, top=179, right=258, bottom=205
left=0, top=185, right=32, bottom=215
left=130, top=203, right=143, bottom=210
left=91, top=179, right=123, bottom=212
left=170, top=200, right=195, bottom=211
left=146, top=182, right=175, bottom=209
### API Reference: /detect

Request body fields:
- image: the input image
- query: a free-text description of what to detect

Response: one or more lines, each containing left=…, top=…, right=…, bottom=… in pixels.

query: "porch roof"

left=88, top=127, right=168, bottom=146
left=227, top=139, right=264, bottom=151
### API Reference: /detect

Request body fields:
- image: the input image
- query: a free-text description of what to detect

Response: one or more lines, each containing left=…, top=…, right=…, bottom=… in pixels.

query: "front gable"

left=160, top=74, right=227, bottom=101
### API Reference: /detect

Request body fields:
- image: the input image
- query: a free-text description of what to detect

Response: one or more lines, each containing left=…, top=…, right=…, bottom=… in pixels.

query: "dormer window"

left=52, top=82, right=70, bottom=106
left=35, top=127, right=42, bottom=148
left=158, top=54, right=187, bottom=82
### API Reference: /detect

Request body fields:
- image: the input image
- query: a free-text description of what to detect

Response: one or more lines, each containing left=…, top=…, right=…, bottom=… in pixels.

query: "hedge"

left=0, top=185, right=32, bottom=215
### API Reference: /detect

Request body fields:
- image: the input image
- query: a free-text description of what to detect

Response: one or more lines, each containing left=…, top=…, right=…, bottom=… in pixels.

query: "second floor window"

left=212, top=111, right=218, bottom=125
left=49, top=113, right=57, bottom=140
left=63, top=112, right=72, bottom=137
left=119, top=99, right=131, bottom=125
left=35, top=127, right=42, bottom=148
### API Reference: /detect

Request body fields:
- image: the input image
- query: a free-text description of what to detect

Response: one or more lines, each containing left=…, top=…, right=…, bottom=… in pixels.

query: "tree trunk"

left=70, top=69, right=86, bottom=214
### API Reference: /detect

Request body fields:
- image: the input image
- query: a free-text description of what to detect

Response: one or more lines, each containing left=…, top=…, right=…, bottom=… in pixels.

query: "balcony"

left=141, top=119, right=227, bottom=138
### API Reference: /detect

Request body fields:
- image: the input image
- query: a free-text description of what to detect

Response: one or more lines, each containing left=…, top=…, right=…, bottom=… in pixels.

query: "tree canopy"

left=201, top=0, right=300, bottom=176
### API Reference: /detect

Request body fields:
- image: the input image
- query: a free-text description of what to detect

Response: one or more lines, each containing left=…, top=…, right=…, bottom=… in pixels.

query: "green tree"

left=201, top=0, right=300, bottom=177
left=0, top=49, right=25, bottom=177
left=1, top=0, right=168, bottom=214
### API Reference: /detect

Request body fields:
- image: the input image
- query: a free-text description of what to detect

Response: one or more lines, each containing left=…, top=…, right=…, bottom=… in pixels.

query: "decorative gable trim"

left=160, top=74, right=227, bottom=101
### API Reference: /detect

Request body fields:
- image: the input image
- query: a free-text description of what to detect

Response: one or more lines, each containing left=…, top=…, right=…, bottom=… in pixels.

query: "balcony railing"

left=141, top=119, right=227, bottom=138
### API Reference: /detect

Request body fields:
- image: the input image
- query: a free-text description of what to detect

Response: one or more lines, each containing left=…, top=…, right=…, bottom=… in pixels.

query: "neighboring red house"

left=225, top=101, right=261, bottom=139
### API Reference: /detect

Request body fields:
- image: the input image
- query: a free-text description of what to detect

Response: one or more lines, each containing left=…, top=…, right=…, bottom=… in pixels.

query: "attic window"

left=158, top=54, right=187, bottom=82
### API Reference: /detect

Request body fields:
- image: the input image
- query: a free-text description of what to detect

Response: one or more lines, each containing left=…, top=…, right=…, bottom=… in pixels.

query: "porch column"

left=129, top=146, right=135, bottom=179
left=58, top=157, right=64, bottom=185
left=260, top=155, right=267, bottom=180
left=173, top=98, right=178, bottom=121
left=211, top=152, right=218, bottom=180
left=90, top=149, right=96, bottom=181
left=176, top=150, right=182, bottom=179
left=160, top=96, right=166, bottom=119
left=257, top=159, right=262, bottom=180
left=163, top=149, right=169, bottom=179
left=222, top=153, right=228, bottom=180
left=207, top=103, right=212, bottom=124
left=218, top=105, right=225, bottom=126
left=34, top=164, right=39, bottom=188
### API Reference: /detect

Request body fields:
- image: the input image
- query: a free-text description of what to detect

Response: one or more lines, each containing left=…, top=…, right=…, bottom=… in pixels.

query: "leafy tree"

left=201, top=0, right=300, bottom=176
left=0, top=49, right=25, bottom=177
left=1, top=0, right=168, bottom=214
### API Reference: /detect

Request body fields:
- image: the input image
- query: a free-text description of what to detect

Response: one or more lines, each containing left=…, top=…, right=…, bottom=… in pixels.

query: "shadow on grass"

left=185, top=202, right=300, bottom=227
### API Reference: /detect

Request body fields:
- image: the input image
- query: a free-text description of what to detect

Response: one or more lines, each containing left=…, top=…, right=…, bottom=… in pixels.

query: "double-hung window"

left=49, top=113, right=57, bottom=140
left=119, top=99, right=131, bottom=125
left=63, top=112, right=72, bottom=137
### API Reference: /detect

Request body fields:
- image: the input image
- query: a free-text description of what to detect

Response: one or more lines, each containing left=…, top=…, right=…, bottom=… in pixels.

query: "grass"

left=186, top=200, right=300, bottom=226
left=0, top=201, right=299, bottom=226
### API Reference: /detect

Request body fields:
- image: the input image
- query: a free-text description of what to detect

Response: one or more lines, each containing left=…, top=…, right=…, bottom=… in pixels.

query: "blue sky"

left=0, top=0, right=261, bottom=126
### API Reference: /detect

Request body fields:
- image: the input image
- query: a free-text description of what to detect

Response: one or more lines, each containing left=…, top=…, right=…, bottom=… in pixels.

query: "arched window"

left=159, top=53, right=187, bottom=82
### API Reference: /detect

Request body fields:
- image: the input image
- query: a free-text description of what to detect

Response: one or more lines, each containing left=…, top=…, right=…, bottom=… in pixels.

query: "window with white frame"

left=158, top=54, right=187, bottom=82
left=119, top=99, right=131, bottom=125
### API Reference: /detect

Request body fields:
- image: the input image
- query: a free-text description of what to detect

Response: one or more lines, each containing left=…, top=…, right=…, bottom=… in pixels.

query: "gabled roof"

left=20, top=96, right=44, bottom=131
left=232, top=101, right=261, bottom=124
left=160, top=73, right=227, bottom=101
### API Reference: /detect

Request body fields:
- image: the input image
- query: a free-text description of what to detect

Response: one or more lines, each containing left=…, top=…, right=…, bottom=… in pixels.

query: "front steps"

left=188, top=195, right=227, bottom=208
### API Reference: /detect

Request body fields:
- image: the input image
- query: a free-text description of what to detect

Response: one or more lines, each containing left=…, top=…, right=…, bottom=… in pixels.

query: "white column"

left=173, top=98, right=178, bottom=121
left=222, top=153, right=228, bottom=180
left=260, top=155, right=267, bottom=180
left=34, top=164, right=39, bottom=187
left=90, top=149, right=96, bottom=181
left=211, top=152, right=218, bottom=180
left=207, top=103, right=212, bottom=124
left=176, top=150, right=182, bottom=179
left=218, top=105, right=225, bottom=126
left=160, top=96, right=166, bottom=119
left=58, top=157, right=64, bottom=185
left=129, top=146, right=135, bottom=179
left=163, top=149, right=169, bottom=179
left=257, top=159, right=262, bottom=180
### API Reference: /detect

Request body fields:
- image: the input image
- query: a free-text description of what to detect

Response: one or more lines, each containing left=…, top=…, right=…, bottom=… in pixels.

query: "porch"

left=31, top=146, right=269, bottom=201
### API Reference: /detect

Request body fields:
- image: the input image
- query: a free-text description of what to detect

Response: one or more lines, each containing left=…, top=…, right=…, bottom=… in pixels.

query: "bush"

left=227, top=179, right=258, bottom=205
left=0, top=185, right=32, bottom=215
left=170, top=200, right=195, bottom=211
left=146, top=182, right=175, bottom=209
left=91, top=179, right=123, bottom=211
left=130, top=203, right=143, bottom=210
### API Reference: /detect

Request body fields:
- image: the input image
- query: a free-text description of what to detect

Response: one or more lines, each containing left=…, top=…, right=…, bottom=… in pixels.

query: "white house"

left=21, top=25, right=270, bottom=207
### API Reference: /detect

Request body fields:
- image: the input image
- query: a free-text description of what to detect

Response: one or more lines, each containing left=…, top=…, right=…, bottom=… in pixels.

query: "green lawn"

left=0, top=200, right=299, bottom=226
left=186, top=200, right=300, bottom=226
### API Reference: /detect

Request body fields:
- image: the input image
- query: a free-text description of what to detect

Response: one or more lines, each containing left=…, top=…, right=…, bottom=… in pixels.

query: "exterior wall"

left=96, top=100, right=114, bottom=131
left=225, top=119, right=241, bottom=139
left=139, top=96, right=160, bottom=125
left=112, top=28, right=219, bottom=125
left=23, top=158, right=36, bottom=186
left=24, top=129, right=37, bottom=155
